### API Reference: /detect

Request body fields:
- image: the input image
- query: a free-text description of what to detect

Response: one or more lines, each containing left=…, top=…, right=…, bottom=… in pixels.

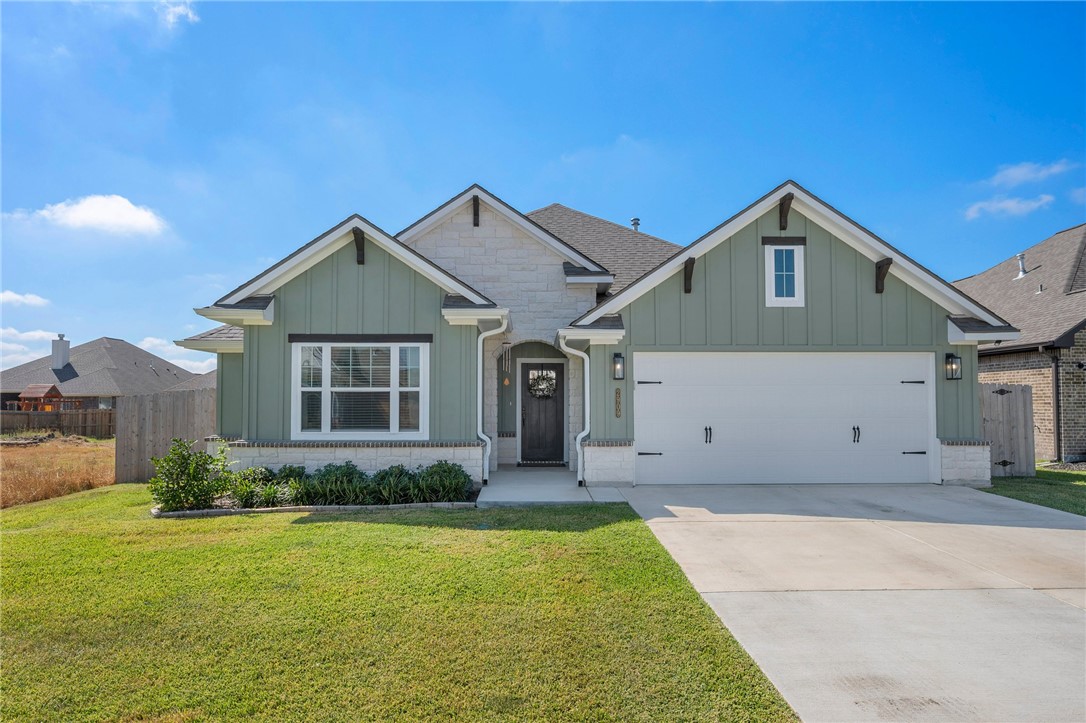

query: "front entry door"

left=521, top=363, right=564, bottom=463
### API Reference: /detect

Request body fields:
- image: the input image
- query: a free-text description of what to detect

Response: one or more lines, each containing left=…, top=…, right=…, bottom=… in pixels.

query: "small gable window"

left=291, top=342, right=428, bottom=440
left=765, top=245, right=805, bottom=307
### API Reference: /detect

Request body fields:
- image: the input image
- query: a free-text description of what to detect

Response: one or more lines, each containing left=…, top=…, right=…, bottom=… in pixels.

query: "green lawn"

left=1, top=486, right=793, bottom=722
left=984, top=467, right=1086, bottom=516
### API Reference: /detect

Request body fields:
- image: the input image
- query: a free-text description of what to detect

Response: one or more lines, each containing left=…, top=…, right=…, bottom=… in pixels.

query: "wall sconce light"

left=945, top=353, right=962, bottom=380
left=613, top=352, right=625, bottom=381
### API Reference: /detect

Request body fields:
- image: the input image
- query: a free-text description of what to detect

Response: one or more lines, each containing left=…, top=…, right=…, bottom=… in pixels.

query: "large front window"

left=292, top=342, right=428, bottom=439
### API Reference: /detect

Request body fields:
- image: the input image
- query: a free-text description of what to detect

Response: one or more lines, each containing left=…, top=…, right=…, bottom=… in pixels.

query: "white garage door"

left=633, top=352, right=936, bottom=485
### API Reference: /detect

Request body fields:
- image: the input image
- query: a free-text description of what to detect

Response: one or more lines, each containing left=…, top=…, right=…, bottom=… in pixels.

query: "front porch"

left=477, top=465, right=625, bottom=507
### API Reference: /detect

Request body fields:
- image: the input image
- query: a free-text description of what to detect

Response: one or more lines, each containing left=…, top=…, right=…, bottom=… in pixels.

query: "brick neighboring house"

left=954, top=223, right=1086, bottom=461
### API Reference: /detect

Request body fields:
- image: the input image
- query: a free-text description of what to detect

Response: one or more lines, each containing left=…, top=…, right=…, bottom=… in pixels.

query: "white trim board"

left=574, top=181, right=1013, bottom=332
left=174, top=338, right=243, bottom=354
left=397, top=184, right=608, bottom=273
left=515, top=357, right=570, bottom=465
left=219, top=216, right=492, bottom=307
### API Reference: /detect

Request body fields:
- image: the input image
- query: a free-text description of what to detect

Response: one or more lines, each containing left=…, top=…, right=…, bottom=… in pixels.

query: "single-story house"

left=953, top=223, right=1086, bottom=461
left=177, top=181, right=1018, bottom=486
left=0, top=335, right=196, bottom=410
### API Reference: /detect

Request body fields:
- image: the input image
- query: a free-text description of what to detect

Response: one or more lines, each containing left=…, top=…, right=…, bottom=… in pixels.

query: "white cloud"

left=157, top=1, right=199, bottom=30
left=11, top=194, right=168, bottom=235
left=170, top=357, right=216, bottom=374
left=965, top=195, right=1054, bottom=221
left=0, top=290, right=49, bottom=307
left=137, top=336, right=215, bottom=375
left=0, top=327, right=59, bottom=342
left=989, top=159, right=1078, bottom=188
left=1071, top=187, right=1086, bottom=205
left=0, top=328, right=57, bottom=369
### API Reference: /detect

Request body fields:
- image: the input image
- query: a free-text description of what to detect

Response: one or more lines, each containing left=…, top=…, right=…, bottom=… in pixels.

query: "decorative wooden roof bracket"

left=352, top=227, right=366, bottom=265
left=683, top=257, right=696, bottom=293
left=875, top=258, right=893, bottom=294
left=779, top=192, right=794, bottom=230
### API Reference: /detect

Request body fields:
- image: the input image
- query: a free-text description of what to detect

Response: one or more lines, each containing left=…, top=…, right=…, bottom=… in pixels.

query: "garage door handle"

left=704, top=426, right=709, bottom=444
left=856, top=426, right=860, bottom=443
left=637, top=452, right=663, bottom=456
left=637, top=380, right=663, bottom=385
left=708, top=426, right=713, bottom=444
left=902, top=451, right=927, bottom=455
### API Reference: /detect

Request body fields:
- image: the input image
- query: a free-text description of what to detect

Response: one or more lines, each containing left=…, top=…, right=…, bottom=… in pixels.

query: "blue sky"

left=2, top=1, right=1083, bottom=372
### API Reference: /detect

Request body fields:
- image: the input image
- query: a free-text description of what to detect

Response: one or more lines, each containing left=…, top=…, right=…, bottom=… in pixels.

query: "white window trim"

left=764, top=245, right=805, bottom=308
left=290, top=342, right=429, bottom=440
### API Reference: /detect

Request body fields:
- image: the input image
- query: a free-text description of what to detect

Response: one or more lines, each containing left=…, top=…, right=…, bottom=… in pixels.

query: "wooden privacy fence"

left=980, top=383, right=1035, bottom=478
left=0, top=409, right=115, bottom=437
left=115, top=387, right=216, bottom=483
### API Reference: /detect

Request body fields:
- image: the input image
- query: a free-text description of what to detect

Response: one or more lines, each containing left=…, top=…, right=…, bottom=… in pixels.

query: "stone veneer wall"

left=225, top=441, right=486, bottom=486
left=403, top=201, right=598, bottom=472
left=583, top=441, right=635, bottom=486
left=940, top=440, right=991, bottom=486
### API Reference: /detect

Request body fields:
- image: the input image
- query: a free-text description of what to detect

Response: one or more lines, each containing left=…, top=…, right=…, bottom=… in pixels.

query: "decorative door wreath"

left=528, top=370, right=557, bottom=399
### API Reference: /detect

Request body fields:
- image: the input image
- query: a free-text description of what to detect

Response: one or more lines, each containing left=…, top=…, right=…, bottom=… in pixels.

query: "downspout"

left=477, top=315, right=508, bottom=484
left=557, top=334, right=590, bottom=485
left=1051, top=351, right=1062, bottom=461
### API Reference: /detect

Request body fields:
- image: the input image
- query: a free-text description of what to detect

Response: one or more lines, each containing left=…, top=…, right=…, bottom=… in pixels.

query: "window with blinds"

left=292, top=342, right=428, bottom=439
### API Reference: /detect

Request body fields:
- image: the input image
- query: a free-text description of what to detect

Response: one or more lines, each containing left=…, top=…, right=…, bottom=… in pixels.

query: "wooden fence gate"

left=979, top=383, right=1035, bottom=478
left=115, top=387, right=216, bottom=483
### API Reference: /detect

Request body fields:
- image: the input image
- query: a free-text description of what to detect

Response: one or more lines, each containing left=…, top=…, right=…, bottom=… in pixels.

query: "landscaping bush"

left=152, top=455, right=475, bottom=511
left=417, top=460, right=473, bottom=502
left=148, top=439, right=230, bottom=512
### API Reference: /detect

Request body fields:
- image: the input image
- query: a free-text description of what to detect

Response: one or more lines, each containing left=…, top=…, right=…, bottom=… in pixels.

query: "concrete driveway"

left=621, top=484, right=1086, bottom=722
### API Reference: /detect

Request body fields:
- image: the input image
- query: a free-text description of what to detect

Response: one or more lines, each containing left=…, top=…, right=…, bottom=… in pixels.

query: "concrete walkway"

left=476, top=466, right=624, bottom=507
left=621, top=484, right=1086, bottom=722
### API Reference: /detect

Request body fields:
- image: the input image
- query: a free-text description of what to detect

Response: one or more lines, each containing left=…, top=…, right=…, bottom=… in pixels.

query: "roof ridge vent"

left=630, top=217, right=640, bottom=232
left=1015, top=252, right=1028, bottom=279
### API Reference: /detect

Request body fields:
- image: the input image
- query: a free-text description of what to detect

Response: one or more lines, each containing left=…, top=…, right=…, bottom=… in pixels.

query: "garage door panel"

left=633, top=352, right=934, bottom=485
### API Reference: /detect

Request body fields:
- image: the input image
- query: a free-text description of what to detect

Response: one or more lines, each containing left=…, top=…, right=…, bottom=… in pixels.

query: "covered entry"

left=633, top=352, right=936, bottom=484
left=496, top=341, right=568, bottom=466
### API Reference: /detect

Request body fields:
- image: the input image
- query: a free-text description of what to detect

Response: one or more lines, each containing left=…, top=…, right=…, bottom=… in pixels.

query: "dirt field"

left=0, top=436, right=115, bottom=508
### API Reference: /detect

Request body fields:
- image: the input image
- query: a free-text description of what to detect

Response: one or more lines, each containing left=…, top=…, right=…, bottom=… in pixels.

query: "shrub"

left=230, top=467, right=276, bottom=508
left=275, top=465, right=308, bottom=482
left=417, top=460, right=473, bottom=502
left=372, top=465, right=417, bottom=505
left=308, top=462, right=374, bottom=505
left=148, top=439, right=229, bottom=512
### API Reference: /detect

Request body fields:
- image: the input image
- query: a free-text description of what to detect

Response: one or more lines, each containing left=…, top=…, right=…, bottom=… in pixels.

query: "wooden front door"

left=521, top=363, right=564, bottom=463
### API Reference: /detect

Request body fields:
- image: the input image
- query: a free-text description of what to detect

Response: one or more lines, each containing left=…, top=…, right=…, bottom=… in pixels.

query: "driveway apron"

left=622, top=484, right=1086, bottom=722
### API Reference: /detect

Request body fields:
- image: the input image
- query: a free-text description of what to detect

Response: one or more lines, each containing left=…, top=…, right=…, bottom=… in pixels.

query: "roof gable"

left=217, top=214, right=493, bottom=306
left=397, top=184, right=608, bottom=273
left=953, top=223, right=1086, bottom=349
left=574, top=180, right=1012, bottom=329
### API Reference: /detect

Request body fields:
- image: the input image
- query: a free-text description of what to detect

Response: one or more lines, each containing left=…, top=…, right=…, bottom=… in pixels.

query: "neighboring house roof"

left=528, top=204, right=680, bottom=291
left=397, top=184, right=609, bottom=274
left=175, top=324, right=243, bottom=353
left=0, top=338, right=195, bottom=397
left=571, top=180, right=1015, bottom=335
left=953, top=223, right=1086, bottom=352
left=164, top=370, right=217, bottom=392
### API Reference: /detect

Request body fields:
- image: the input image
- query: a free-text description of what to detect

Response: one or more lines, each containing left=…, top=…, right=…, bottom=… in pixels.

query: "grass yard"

left=1, top=486, right=794, bottom=722
left=984, top=466, right=1086, bottom=516
left=0, top=436, right=114, bottom=508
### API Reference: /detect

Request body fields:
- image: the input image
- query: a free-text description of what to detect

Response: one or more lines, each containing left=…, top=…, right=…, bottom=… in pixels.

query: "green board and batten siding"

left=217, top=352, right=244, bottom=438
left=590, top=207, right=981, bottom=441
left=239, top=238, right=477, bottom=441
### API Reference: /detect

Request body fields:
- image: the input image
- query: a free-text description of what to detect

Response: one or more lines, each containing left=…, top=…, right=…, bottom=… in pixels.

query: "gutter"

left=557, top=334, right=590, bottom=485
left=476, top=316, right=508, bottom=484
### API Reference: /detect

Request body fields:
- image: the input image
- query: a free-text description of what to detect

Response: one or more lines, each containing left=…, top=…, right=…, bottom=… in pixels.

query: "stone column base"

left=940, top=440, right=992, bottom=487
left=583, top=441, right=635, bottom=486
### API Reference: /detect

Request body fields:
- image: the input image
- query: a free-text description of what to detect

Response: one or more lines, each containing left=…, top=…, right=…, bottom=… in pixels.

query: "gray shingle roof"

left=182, top=325, right=244, bottom=343
left=0, top=338, right=196, bottom=397
left=953, top=223, right=1086, bottom=351
left=527, top=204, right=680, bottom=291
left=164, top=370, right=217, bottom=392
left=442, top=294, right=497, bottom=310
